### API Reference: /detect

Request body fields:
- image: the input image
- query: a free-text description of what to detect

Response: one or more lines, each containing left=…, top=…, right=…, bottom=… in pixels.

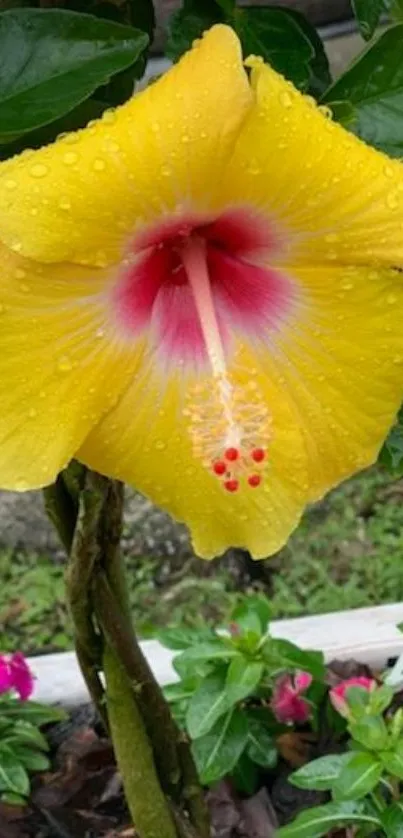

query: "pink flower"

left=329, top=677, right=376, bottom=718
left=271, top=671, right=313, bottom=724
left=9, top=653, right=34, bottom=700
left=0, top=655, right=13, bottom=694
left=0, top=652, right=34, bottom=701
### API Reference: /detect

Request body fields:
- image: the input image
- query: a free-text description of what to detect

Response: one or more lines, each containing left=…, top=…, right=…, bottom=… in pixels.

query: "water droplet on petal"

left=28, top=407, right=37, bottom=418
left=5, top=179, right=17, bottom=190
left=387, top=192, right=399, bottom=209
left=57, top=355, right=73, bottom=372
left=280, top=91, right=293, bottom=108
left=93, top=158, right=106, bottom=172
left=30, top=163, right=48, bottom=178
left=384, top=165, right=394, bottom=178
left=58, top=197, right=71, bottom=210
left=63, top=151, right=78, bottom=166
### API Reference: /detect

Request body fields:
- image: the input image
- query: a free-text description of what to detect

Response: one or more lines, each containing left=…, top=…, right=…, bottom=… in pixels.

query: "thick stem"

left=104, top=644, right=177, bottom=838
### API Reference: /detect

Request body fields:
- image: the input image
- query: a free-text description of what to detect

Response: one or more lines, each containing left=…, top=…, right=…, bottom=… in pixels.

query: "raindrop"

left=384, top=165, right=394, bottom=178
left=30, top=163, right=48, bottom=178
left=93, top=158, right=106, bottom=172
left=57, top=355, right=73, bottom=372
left=155, top=440, right=166, bottom=450
left=63, top=152, right=78, bottom=166
left=387, top=192, right=399, bottom=210
left=58, top=198, right=71, bottom=211
left=5, top=179, right=17, bottom=190
left=28, top=407, right=37, bottom=418
left=280, top=91, right=293, bottom=108
left=181, top=134, right=190, bottom=143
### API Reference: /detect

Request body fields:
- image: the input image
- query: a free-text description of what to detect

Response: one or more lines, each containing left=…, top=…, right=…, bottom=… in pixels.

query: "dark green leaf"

left=323, top=25, right=403, bottom=158
left=0, top=700, right=66, bottom=726
left=380, top=802, right=403, bottom=837
left=233, top=6, right=315, bottom=90
left=166, top=0, right=224, bottom=62
left=192, top=708, right=248, bottom=785
left=0, top=745, right=29, bottom=796
left=267, top=638, right=325, bottom=680
left=128, top=0, right=155, bottom=40
left=0, top=9, right=148, bottom=142
left=290, top=753, right=354, bottom=791
left=332, top=752, right=383, bottom=800
left=276, top=801, right=381, bottom=837
left=380, top=411, right=403, bottom=474
left=224, top=658, right=264, bottom=705
left=380, top=741, right=403, bottom=779
left=174, top=641, right=238, bottom=670
left=230, top=595, right=271, bottom=636
left=157, top=626, right=214, bottom=650
left=163, top=679, right=199, bottom=705
left=328, top=99, right=358, bottom=129
left=4, top=721, right=49, bottom=752
left=245, top=713, right=277, bottom=768
left=231, top=752, right=260, bottom=795
left=352, top=0, right=385, bottom=40
left=186, top=670, right=230, bottom=738
left=349, top=714, right=388, bottom=751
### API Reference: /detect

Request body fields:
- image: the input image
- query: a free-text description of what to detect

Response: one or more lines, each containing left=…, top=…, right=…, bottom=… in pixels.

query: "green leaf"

left=0, top=745, right=30, bottom=796
left=231, top=595, right=271, bottom=636
left=174, top=641, right=238, bottom=670
left=290, top=753, right=354, bottom=791
left=332, top=752, right=383, bottom=800
left=380, top=741, right=403, bottom=779
left=352, top=0, right=385, bottom=40
left=323, top=25, right=403, bottom=158
left=390, top=0, right=403, bottom=20
left=0, top=700, right=66, bottom=726
left=276, top=801, right=381, bottom=838
left=380, top=802, right=403, bottom=837
left=224, top=657, right=264, bottom=705
left=369, top=684, right=394, bottom=714
left=163, top=679, right=199, bottom=705
left=267, top=638, right=325, bottom=680
left=166, top=0, right=224, bottom=62
left=4, top=721, right=49, bottom=751
left=233, top=6, right=315, bottom=90
left=282, top=9, right=331, bottom=96
left=186, top=670, right=230, bottom=739
left=0, top=8, right=148, bottom=143
left=128, top=0, right=155, bottom=39
left=191, top=708, right=248, bottom=785
left=380, top=411, right=403, bottom=474
left=10, top=746, right=50, bottom=773
left=349, top=714, right=388, bottom=751
left=231, top=752, right=260, bottom=795
left=0, top=791, right=27, bottom=807
left=245, top=713, right=277, bottom=768
left=157, top=626, right=214, bottom=650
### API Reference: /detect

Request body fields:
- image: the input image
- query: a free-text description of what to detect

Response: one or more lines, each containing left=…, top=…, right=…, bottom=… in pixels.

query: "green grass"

left=2, top=467, right=403, bottom=654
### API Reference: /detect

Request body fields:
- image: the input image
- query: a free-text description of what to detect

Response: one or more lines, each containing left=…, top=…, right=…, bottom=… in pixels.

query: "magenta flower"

left=0, top=652, right=34, bottom=700
left=271, top=671, right=312, bottom=724
left=329, top=676, right=376, bottom=718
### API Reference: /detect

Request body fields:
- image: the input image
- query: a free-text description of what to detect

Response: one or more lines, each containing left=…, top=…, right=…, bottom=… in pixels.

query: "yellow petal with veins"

left=0, top=25, right=252, bottom=267
left=219, top=59, right=403, bottom=269
left=0, top=243, right=141, bottom=490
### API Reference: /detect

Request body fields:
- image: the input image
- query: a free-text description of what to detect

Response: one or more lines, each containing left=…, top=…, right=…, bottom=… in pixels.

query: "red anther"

left=248, top=474, right=261, bottom=488
left=224, top=479, right=239, bottom=492
left=213, top=460, right=226, bottom=476
left=251, top=447, right=265, bottom=463
left=225, top=447, right=239, bottom=462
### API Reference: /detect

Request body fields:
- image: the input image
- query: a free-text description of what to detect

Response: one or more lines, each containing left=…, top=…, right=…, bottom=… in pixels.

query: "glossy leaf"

left=230, top=595, right=271, bottom=636
left=332, top=752, right=383, bottom=801
left=277, top=801, right=381, bottom=837
left=0, top=9, right=148, bottom=142
left=186, top=670, right=230, bottom=739
left=0, top=745, right=29, bottom=796
left=380, top=741, right=403, bottom=779
left=290, top=753, right=354, bottom=791
left=324, top=25, right=403, bottom=158
left=267, top=638, right=325, bottom=680
left=349, top=714, right=388, bottom=751
left=352, top=0, right=385, bottom=40
left=191, top=708, right=248, bottom=785
left=4, top=720, right=49, bottom=751
left=224, top=658, right=264, bottom=705
left=245, top=713, right=277, bottom=768
left=10, top=745, right=50, bottom=773
left=166, top=0, right=224, bottom=61
left=0, top=700, right=66, bottom=726
left=157, top=626, right=214, bottom=650
left=174, top=641, right=238, bottom=670
left=380, top=802, right=403, bottom=837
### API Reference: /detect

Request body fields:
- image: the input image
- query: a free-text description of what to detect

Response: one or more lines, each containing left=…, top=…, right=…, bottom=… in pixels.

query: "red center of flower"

left=114, top=208, right=294, bottom=491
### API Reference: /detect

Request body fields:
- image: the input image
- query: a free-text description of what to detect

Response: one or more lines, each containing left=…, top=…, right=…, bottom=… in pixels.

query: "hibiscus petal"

left=0, top=25, right=252, bottom=266
left=259, top=262, right=403, bottom=499
left=0, top=243, right=142, bottom=490
left=77, top=344, right=309, bottom=560
left=220, top=60, right=403, bottom=269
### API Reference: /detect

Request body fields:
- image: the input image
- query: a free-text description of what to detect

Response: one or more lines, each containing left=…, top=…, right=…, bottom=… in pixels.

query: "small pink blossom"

left=271, top=671, right=313, bottom=724
left=0, top=656, right=13, bottom=694
left=0, top=652, right=34, bottom=700
left=329, top=676, right=376, bottom=718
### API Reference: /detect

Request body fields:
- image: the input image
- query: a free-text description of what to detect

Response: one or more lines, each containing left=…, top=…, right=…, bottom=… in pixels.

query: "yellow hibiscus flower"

left=1, top=25, right=403, bottom=559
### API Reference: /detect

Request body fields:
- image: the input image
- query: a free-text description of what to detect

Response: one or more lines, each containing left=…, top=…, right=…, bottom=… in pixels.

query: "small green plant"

left=278, top=680, right=403, bottom=837
left=0, top=653, right=65, bottom=805
left=159, top=596, right=326, bottom=791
